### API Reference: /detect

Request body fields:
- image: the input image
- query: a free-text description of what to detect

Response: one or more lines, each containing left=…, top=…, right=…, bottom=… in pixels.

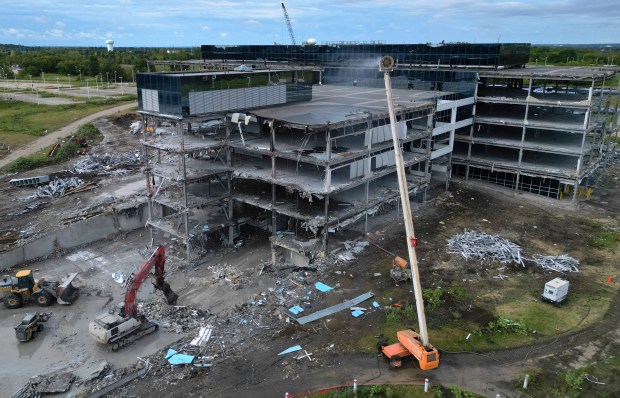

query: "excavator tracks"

left=110, top=321, right=159, bottom=351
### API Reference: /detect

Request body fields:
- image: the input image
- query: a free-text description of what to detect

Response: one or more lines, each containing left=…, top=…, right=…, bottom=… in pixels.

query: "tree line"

left=0, top=45, right=200, bottom=80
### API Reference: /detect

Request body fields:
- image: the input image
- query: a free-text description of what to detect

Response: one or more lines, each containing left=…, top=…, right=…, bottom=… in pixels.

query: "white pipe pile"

left=447, top=230, right=525, bottom=267
left=531, top=255, right=579, bottom=272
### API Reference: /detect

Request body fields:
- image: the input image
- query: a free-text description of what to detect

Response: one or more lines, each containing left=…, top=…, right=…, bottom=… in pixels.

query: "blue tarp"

left=289, top=305, right=304, bottom=315
left=372, top=301, right=380, bottom=308
left=315, top=282, right=333, bottom=292
left=278, top=345, right=302, bottom=356
left=351, top=310, right=364, bottom=318
left=165, top=349, right=195, bottom=365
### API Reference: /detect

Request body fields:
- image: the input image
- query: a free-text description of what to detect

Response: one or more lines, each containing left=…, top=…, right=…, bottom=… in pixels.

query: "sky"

left=0, top=0, right=618, bottom=47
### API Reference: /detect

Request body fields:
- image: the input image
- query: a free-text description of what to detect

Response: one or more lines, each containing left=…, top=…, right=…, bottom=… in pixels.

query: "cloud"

left=0, top=0, right=617, bottom=45
left=45, top=28, right=65, bottom=38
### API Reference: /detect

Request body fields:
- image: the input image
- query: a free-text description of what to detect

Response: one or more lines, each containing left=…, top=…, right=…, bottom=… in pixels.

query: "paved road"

left=0, top=101, right=137, bottom=170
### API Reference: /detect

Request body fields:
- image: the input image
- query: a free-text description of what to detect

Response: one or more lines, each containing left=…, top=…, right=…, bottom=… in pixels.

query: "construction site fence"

left=285, top=378, right=429, bottom=397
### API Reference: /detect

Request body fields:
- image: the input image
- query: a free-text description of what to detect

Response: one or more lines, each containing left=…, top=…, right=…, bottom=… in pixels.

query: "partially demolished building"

left=138, top=42, right=617, bottom=265
left=453, top=66, right=618, bottom=200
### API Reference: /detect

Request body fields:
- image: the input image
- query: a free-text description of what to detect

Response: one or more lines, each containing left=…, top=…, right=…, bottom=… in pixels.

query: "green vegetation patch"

left=3, top=123, right=102, bottom=173
left=305, top=384, right=483, bottom=398
left=0, top=100, right=132, bottom=162
left=518, top=355, right=620, bottom=398
left=591, top=230, right=620, bottom=250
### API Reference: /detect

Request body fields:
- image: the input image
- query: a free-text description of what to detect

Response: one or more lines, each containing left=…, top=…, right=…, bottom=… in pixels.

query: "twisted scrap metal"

left=73, top=152, right=142, bottom=174
left=36, top=177, right=84, bottom=198
left=531, top=255, right=579, bottom=272
left=447, top=229, right=524, bottom=267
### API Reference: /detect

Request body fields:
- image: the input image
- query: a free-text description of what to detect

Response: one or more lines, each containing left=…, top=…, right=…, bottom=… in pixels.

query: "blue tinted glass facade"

left=137, top=70, right=313, bottom=117
left=201, top=43, right=530, bottom=68
left=322, top=68, right=477, bottom=98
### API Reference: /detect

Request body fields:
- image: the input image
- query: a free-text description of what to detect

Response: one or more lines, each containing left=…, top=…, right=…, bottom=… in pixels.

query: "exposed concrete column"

left=179, top=120, right=191, bottom=266
left=572, top=179, right=579, bottom=204
left=445, top=153, right=452, bottom=191
left=322, top=194, right=330, bottom=255
left=226, top=120, right=234, bottom=248
left=324, top=127, right=332, bottom=191
left=269, top=120, right=277, bottom=265
left=142, top=114, right=154, bottom=245
left=516, top=75, right=534, bottom=191
left=466, top=76, right=480, bottom=181
left=364, top=181, right=369, bottom=233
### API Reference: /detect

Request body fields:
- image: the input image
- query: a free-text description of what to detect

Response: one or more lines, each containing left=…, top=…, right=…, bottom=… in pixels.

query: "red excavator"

left=88, top=245, right=178, bottom=351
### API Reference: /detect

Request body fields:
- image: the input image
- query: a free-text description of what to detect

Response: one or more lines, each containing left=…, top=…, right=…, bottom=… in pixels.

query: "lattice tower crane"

left=281, top=2, right=297, bottom=45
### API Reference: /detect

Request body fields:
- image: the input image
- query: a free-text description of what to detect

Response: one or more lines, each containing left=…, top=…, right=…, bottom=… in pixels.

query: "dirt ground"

left=1, top=115, right=619, bottom=397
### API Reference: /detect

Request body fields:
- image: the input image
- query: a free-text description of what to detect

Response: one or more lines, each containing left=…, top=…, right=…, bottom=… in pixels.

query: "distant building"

left=106, top=40, right=114, bottom=52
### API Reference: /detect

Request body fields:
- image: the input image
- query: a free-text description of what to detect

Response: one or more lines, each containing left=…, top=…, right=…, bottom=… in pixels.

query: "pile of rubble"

left=447, top=230, right=525, bottom=267
left=73, top=152, right=143, bottom=175
left=36, top=177, right=84, bottom=198
left=206, top=263, right=247, bottom=289
left=12, top=370, right=76, bottom=398
left=531, top=255, right=580, bottom=273
left=139, top=301, right=212, bottom=334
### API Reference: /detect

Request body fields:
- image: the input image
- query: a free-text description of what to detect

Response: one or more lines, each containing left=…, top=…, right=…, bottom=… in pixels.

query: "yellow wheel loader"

left=1, top=270, right=79, bottom=309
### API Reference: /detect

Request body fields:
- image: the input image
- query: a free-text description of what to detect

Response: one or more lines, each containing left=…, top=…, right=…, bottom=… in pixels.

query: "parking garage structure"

left=452, top=66, right=618, bottom=201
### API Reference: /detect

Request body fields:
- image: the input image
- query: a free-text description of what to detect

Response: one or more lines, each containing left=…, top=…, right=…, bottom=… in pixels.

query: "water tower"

left=106, top=40, right=114, bottom=52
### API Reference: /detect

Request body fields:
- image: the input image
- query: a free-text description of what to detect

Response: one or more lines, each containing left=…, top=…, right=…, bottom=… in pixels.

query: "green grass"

left=306, top=384, right=483, bottom=398
left=0, top=99, right=134, bottom=151
left=518, top=355, right=620, bottom=398
left=3, top=123, right=103, bottom=172
left=591, top=231, right=620, bottom=250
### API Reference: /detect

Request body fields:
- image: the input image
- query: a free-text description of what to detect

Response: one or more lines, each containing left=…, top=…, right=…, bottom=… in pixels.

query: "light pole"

left=29, top=74, right=33, bottom=91
left=114, top=70, right=117, bottom=83
left=106, top=72, right=109, bottom=88
left=132, top=67, right=135, bottom=83
left=86, top=80, right=90, bottom=99
left=78, top=69, right=82, bottom=81
left=41, top=70, right=45, bottom=85
left=67, top=74, right=71, bottom=88
left=119, top=77, right=124, bottom=94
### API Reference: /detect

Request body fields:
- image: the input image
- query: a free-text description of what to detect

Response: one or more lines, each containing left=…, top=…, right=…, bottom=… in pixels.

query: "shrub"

left=54, top=142, right=80, bottom=161
left=4, top=156, right=52, bottom=173
left=75, top=123, right=100, bottom=141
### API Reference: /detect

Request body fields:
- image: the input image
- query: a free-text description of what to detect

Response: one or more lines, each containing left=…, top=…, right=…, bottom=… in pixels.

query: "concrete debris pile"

left=129, top=121, right=142, bottom=134
left=139, top=301, right=212, bottom=334
left=12, top=371, right=75, bottom=398
left=80, top=361, right=146, bottom=397
left=206, top=263, right=247, bottom=289
left=447, top=230, right=525, bottom=267
left=531, top=255, right=580, bottom=272
left=336, top=240, right=370, bottom=262
left=73, top=152, right=143, bottom=174
left=36, top=177, right=84, bottom=198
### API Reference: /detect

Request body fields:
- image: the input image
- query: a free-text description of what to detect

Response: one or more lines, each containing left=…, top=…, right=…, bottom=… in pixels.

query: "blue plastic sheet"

left=289, top=305, right=304, bottom=315
left=315, top=282, right=333, bottom=292
left=278, top=345, right=302, bottom=355
left=351, top=310, right=364, bottom=317
left=372, top=301, right=380, bottom=308
left=165, top=349, right=195, bottom=365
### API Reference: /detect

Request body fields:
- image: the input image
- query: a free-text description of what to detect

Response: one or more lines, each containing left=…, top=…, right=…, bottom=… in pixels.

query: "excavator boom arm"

left=124, top=245, right=177, bottom=318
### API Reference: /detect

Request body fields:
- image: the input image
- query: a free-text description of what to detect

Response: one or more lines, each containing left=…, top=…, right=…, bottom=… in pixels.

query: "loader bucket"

left=56, top=273, right=79, bottom=305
